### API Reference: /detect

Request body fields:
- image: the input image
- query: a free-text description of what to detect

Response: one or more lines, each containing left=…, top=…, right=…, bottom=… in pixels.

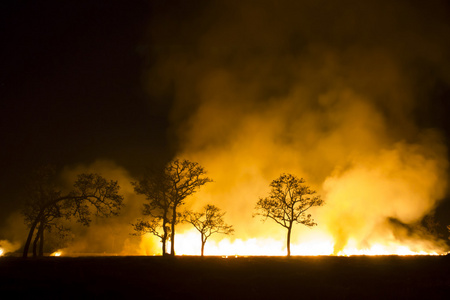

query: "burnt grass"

left=1, top=255, right=450, bottom=299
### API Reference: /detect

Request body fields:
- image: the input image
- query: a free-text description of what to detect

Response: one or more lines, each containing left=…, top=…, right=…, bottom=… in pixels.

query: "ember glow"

left=171, top=230, right=444, bottom=257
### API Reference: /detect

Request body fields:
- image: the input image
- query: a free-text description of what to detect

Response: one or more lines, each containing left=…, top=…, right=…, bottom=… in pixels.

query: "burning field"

left=1, top=0, right=450, bottom=290
left=1, top=255, right=449, bottom=299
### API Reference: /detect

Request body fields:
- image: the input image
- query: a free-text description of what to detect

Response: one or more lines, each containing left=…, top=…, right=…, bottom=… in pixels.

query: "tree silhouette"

left=181, top=204, right=234, bottom=256
left=21, top=167, right=65, bottom=257
left=132, top=170, right=172, bottom=255
left=132, top=159, right=212, bottom=256
left=22, top=167, right=124, bottom=257
left=131, top=218, right=171, bottom=254
left=254, top=173, right=324, bottom=257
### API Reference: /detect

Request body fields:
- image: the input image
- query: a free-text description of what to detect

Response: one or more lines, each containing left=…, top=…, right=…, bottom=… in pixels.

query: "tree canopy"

left=132, top=159, right=212, bottom=256
left=22, top=167, right=124, bottom=257
left=255, top=173, right=324, bottom=256
left=182, top=204, right=234, bottom=256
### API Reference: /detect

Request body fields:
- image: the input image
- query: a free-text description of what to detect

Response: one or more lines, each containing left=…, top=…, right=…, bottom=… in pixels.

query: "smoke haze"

left=2, top=1, right=449, bottom=256
left=140, top=0, right=450, bottom=254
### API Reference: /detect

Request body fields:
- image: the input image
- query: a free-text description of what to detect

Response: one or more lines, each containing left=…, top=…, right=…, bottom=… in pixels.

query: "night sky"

left=1, top=1, right=174, bottom=223
left=1, top=1, right=450, bottom=251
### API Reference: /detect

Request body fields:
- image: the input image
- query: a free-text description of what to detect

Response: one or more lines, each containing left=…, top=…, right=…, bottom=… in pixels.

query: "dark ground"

left=1, top=255, right=449, bottom=299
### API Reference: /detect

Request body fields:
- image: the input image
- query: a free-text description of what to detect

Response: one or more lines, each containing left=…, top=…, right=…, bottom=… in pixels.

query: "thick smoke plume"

left=142, top=0, right=450, bottom=254
left=4, top=1, right=448, bottom=256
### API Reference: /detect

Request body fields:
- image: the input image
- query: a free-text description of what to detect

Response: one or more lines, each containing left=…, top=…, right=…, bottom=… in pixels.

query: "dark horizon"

left=1, top=255, right=449, bottom=299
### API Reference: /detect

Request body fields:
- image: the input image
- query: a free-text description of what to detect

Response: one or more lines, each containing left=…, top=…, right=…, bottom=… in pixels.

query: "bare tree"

left=254, top=173, right=324, bottom=257
left=131, top=218, right=171, bottom=254
left=181, top=204, right=234, bottom=256
left=22, top=168, right=124, bottom=258
left=132, top=170, right=172, bottom=255
left=132, top=159, right=212, bottom=256
left=22, top=166, right=63, bottom=256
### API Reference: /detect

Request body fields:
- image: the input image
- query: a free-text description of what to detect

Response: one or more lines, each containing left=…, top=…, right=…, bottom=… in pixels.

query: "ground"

left=1, top=256, right=449, bottom=299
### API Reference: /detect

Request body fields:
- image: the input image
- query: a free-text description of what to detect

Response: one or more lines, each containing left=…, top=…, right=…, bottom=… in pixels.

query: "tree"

left=132, top=159, right=212, bottom=256
left=165, top=159, right=212, bottom=256
left=131, top=218, right=171, bottom=254
left=21, top=166, right=67, bottom=257
left=181, top=204, right=234, bottom=256
left=22, top=168, right=124, bottom=258
left=254, top=173, right=324, bottom=257
left=132, top=170, right=172, bottom=255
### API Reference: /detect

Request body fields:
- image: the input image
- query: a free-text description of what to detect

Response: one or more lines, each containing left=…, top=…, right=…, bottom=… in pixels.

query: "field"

left=1, top=255, right=449, bottom=299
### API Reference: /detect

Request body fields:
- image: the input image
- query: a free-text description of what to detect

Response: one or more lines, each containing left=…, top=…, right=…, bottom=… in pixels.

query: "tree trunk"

left=23, top=219, right=40, bottom=258
left=32, top=234, right=38, bottom=257
left=23, top=196, right=86, bottom=258
left=286, top=226, right=292, bottom=257
left=170, top=205, right=177, bottom=256
left=32, top=222, right=44, bottom=257
left=201, top=234, right=205, bottom=257
left=162, top=216, right=167, bottom=256
left=38, top=225, right=44, bottom=257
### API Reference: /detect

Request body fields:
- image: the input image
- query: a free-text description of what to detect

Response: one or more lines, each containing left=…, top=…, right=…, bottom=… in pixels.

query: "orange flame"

left=167, top=229, right=444, bottom=256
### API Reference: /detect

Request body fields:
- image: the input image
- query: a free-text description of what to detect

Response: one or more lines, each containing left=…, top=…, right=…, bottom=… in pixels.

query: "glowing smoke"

left=3, top=1, right=448, bottom=256
left=141, top=0, right=450, bottom=254
left=57, top=160, right=151, bottom=255
left=0, top=239, right=21, bottom=256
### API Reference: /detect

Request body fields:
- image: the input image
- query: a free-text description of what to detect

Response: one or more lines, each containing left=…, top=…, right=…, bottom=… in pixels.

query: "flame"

left=51, top=251, right=62, bottom=257
left=0, top=248, right=3, bottom=256
left=170, top=229, right=443, bottom=256
left=335, top=238, right=440, bottom=256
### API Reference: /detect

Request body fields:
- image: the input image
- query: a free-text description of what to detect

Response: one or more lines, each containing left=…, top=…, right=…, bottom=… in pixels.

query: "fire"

left=170, top=229, right=443, bottom=256
left=51, top=251, right=62, bottom=257
left=176, top=230, right=285, bottom=256
left=0, top=248, right=3, bottom=256
left=335, top=239, right=441, bottom=256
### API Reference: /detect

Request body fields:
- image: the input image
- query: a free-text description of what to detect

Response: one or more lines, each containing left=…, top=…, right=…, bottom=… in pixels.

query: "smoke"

left=142, top=0, right=450, bottom=253
left=5, top=1, right=448, bottom=256
left=322, top=136, right=448, bottom=253
left=58, top=160, right=150, bottom=255
left=0, top=211, right=28, bottom=255
left=0, top=211, right=25, bottom=255
left=0, top=160, right=161, bottom=256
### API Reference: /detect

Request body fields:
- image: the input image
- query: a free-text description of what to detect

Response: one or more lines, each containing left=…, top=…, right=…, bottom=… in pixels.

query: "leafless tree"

left=132, top=170, right=172, bottom=255
left=181, top=204, right=234, bottom=256
left=132, top=159, right=212, bottom=256
left=22, top=167, right=124, bottom=257
left=131, top=218, right=171, bottom=254
left=254, top=173, right=324, bottom=257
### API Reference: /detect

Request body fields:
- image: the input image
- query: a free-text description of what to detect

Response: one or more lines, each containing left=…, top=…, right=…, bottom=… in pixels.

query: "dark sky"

left=1, top=1, right=175, bottom=223
left=1, top=0, right=450, bottom=239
